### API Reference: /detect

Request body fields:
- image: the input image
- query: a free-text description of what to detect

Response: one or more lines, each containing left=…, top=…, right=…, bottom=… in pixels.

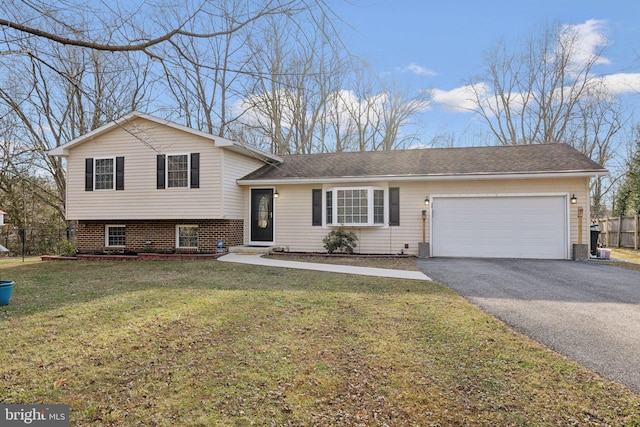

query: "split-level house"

left=49, top=111, right=608, bottom=259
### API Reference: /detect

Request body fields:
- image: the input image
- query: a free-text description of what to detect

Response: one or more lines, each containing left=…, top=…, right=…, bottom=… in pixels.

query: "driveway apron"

left=417, top=258, right=640, bottom=394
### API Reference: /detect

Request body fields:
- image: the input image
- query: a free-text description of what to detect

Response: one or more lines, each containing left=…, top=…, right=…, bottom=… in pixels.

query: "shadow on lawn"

left=1, top=260, right=448, bottom=319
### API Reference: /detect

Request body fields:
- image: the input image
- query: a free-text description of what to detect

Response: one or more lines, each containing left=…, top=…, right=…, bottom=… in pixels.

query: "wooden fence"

left=595, top=216, right=640, bottom=250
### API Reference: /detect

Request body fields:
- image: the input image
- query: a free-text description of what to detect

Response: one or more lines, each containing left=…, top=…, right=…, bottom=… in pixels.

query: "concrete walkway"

left=219, top=253, right=431, bottom=281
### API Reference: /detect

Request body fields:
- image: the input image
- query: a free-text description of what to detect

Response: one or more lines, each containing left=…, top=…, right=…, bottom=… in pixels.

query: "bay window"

left=326, top=187, right=386, bottom=226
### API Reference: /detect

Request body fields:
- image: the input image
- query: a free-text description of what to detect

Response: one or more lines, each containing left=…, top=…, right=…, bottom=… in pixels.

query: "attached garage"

left=236, top=143, right=607, bottom=257
left=431, top=195, right=569, bottom=259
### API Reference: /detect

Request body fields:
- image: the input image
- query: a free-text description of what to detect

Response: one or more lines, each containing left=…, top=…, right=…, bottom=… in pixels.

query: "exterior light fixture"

left=424, top=196, right=430, bottom=206
left=273, top=189, right=279, bottom=198
left=570, top=194, right=577, bottom=204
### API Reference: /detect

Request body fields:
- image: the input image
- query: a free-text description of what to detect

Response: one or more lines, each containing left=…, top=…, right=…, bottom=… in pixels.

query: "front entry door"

left=251, top=189, right=274, bottom=244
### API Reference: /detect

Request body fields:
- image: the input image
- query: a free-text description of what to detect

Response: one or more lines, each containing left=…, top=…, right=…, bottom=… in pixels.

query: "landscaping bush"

left=323, top=226, right=358, bottom=254
left=58, top=239, right=77, bottom=257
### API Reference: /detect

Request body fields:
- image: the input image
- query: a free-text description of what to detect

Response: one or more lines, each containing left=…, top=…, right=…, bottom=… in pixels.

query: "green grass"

left=1, top=260, right=639, bottom=426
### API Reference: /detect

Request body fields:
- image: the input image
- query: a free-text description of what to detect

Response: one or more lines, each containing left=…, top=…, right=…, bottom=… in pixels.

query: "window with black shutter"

left=190, top=153, right=200, bottom=189
left=312, top=189, right=322, bottom=226
left=157, top=154, right=166, bottom=189
left=85, top=158, right=93, bottom=191
left=158, top=153, right=200, bottom=189
left=389, top=187, right=400, bottom=226
left=86, top=157, right=123, bottom=191
left=115, top=157, right=125, bottom=190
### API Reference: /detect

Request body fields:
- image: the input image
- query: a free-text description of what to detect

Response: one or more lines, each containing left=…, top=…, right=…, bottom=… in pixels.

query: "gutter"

left=237, top=170, right=609, bottom=185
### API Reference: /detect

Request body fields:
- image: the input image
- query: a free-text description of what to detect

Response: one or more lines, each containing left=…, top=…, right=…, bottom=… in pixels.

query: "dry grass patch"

left=0, top=260, right=638, bottom=426
left=0, top=256, right=43, bottom=269
left=603, top=249, right=640, bottom=272
left=611, top=248, right=640, bottom=264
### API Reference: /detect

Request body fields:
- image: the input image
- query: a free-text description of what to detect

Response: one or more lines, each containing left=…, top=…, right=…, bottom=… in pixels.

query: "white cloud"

left=561, top=19, right=610, bottom=67
left=408, top=143, right=432, bottom=149
left=429, top=72, right=640, bottom=121
left=430, top=84, right=486, bottom=113
left=399, top=63, right=437, bottom=77
left=594, top=73, right=640, bottom=95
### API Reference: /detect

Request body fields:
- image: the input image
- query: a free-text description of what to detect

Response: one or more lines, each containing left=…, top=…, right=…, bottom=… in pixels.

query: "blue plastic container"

left=0, top=280, right=14, bottom=305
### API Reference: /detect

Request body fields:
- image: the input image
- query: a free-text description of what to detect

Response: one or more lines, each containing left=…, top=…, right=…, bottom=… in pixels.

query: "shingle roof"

left=239, top=143, right=608, bottom=182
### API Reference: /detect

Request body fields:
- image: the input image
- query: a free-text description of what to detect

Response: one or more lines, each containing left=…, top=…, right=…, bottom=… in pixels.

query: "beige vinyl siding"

left=420, top=176, right=589, bottom=252
left=267, top=184, right=328, bottom=251
left=221, top=150, right=267, bottom=219
left=66, top=117, right=226, bottom=220
left=265, top=176, right=590, bottom=256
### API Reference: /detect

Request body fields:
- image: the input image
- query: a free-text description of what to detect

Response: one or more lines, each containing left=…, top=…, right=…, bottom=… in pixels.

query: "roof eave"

left=47, top=111, right=281, bottom=163
left=216, top=140, right=283, bottom=163
left=237, top=170, right=609, bottom=185
left=48, top=111, right=146, bottom=157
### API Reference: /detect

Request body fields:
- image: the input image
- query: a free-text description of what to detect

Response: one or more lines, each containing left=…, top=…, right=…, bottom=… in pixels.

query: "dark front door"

left=251, top=188, right=274, bottom=244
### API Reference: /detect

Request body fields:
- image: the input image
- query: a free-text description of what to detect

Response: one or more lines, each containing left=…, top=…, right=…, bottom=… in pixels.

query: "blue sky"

left=331, top=0, right=640, bottom=146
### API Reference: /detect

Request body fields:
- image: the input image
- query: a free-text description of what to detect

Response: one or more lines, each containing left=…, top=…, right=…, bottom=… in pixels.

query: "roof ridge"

left=280, top=143, right=570, bottom=157
left=240, top=143, right=607, bottom=182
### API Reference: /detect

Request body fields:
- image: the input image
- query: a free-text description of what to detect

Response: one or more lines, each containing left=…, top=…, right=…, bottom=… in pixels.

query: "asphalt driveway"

left=416, top=258, right=640, bottom=394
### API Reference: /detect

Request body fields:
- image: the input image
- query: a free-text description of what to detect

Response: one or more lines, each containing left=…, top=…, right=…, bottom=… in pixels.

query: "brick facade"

left=77, top=219, right=244, bottom=254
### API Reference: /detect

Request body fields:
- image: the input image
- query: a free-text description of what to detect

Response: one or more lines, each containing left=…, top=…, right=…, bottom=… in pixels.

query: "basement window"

left=177, top=225, right=198, bottom=249
left=105, top=225, right=126, bottom=247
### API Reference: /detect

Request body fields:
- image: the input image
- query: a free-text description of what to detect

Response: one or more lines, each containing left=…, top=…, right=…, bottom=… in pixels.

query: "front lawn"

left=1, top=260, right=638, bottom=426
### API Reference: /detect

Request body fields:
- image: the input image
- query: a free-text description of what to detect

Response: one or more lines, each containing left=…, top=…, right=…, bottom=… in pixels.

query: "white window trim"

left=324, top=185, right=388, bottom=227
left=105, top=224, right=126, bottom=248
left=176, top=224, right=199, bottom=249
left=94, top=157, right=116, bottom=191
left=166, top=153, right=190, bottom=189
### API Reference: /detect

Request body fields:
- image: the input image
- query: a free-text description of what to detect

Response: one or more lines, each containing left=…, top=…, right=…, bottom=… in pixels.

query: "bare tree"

left=0, top=39, right=149, bottom=217
left=467, top=21, right=632, bottom=213
left=569, top=88, right=626, bottom=217
left=235, top=11, right=343, bottom=154
left=331, top=65, right=380, bottom=152
left=376, top=79, right=430, bottom=150
left=325, top=63, right=430, bottom=152
left=0, top=0, right=338, bottom=218
left=0, top=0, right=307, bottom=54
left=467, top=22, right=604, bottom=146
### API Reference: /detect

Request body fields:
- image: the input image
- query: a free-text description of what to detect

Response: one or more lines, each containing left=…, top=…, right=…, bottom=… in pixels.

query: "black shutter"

left=85, top=158, right=93, bottom=191
left=190, top=153, right=200, bottom=189
left=312, top=189, right=322, bottom=226
left=157, top=154, right=165, bottom=189
left=389, top=187, right=400, bottom=226
left=115, top=156, right=125, bottom=190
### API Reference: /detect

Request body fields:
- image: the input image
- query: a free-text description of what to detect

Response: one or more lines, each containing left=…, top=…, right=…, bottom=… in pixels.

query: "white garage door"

left=431, top=195, right=568, bottom=259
